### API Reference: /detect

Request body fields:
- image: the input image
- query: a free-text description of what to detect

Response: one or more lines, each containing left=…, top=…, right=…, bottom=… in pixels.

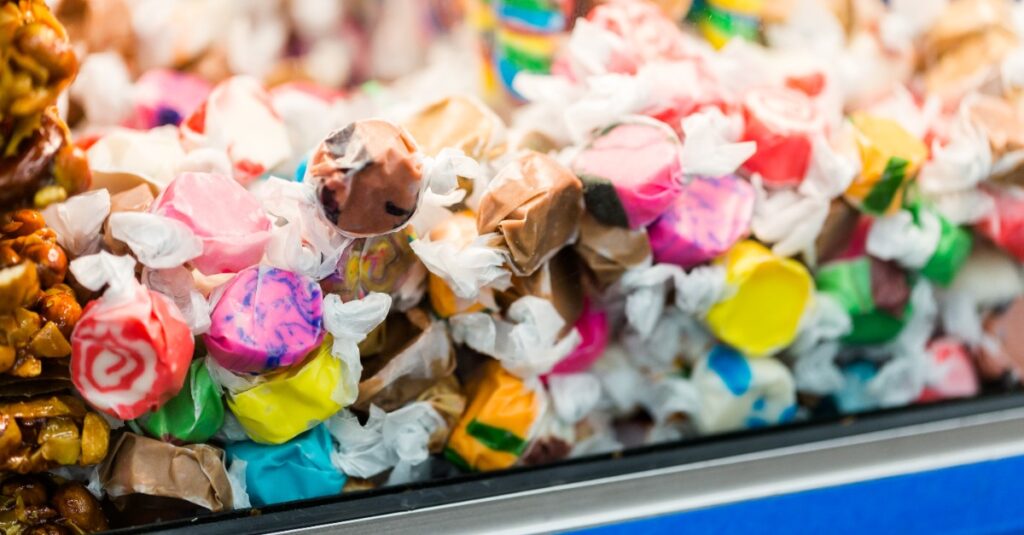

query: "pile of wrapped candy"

left=2, top=0, right=1024, bottom=530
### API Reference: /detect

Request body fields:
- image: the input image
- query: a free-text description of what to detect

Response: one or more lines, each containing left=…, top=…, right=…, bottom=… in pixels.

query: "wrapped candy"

left=573, top=212, right=652, bottom=289
left=422, top=212, right=491, bottom=318
left=866, top=203, right=973, bottom=286
left=401, top=95, right=507, bottom=159
left=692, top=345, right=797, bottom=434
left=0, top=475, right=108, bottom=534
left=572, top=119, right=684, bottom=229
left=479, top=151, right=584, bottom=276
left=136, top=358, right=225, bottom=444
left=546, top=299, right=609, bottom=376
left=694, top=0, right=763, bottom=49
left=321, top=227, right=425, bottom=306
left=977, top=187, right=1024, bottom=262
left=705, top=241, right=813, bottom=357
left=179, top=76, right=292, bottom=185
left=126, top=70, right=212, bottom=130
left=917, top=337, right=979, bottom=402
left=445, top=360, right=545, bottom=472
left=0, top=395, right=109, bottom=473
left=307, top=120, right=423, bottom=238
left=85, top=126, right=186, bottom=195
left=69, top=253, right=194, bottom=419
left=204, top=265, right=324, bottom=374
left=355, top=309, right=455, bottom=412
left=490, top=0, right=572, bottom=99
left=740, top=87, right=827, bottom=188
left=99, top=433, right=236, bottom=512
left=222, top=339, right=346, bottom=445
left=815, top=256, right=913, bottom=345
left=648, top=175, right=755, bottom=268
left=226, top=424, right=345, bottom=507
left=844, top=113, right=928, bottom=216
left=980, top=297, right=1024, bottom=379
left=150, top=172, right=271, bottom=275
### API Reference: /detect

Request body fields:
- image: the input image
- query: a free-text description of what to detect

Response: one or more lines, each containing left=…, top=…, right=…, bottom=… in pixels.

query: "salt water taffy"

left=136, top=358, right=225, bottom=444
left=99, top=433, right=235, bottom=512
left=572, top=119, right=684, bottom=229
left=917, top=337, right=979, bottom=402
left=226, top=424, right=345, bottom=507
left=204, top=265, right=324, bottom=374
left=547, top=299, right=609, bottom=376
left=692, top=345, right=797, bottom=434
left=445, top=360, right=547, bottom=472
left=150, top=172, right=272, bottom=275
left=705, top=241, right=813, bottom=357
left=815, top=256, right=914, bottom=345
left=69, top=253, right=193, bottom=420
left=648, top=175, right=755, bottom=268
left=977, top=187, right=1024, bottom=263
left=125, top=70, right=212, bottom=130
left=573, top=212, right=652, bottom=289
left=740, top=86, right=827, bottom=188
left=217, top=293, right=391, bottom=444
left=844, top=113, right=928, bottom=215
left=179, top=76, right=292, bottom=185
left=307, top=120, right=423, bottom=238
left=479, top=151, right=584, bottom=276
left=322, top=227, right=426, bottom=308
left=402, top=95, right=507, bottom=160
left=980, top=296, right=1024, bottom=379
left=415, top=211, right=498, bottom=318
left=866, top=204, right=973, bottom=286
left=694, top=0, right=763, bottom=49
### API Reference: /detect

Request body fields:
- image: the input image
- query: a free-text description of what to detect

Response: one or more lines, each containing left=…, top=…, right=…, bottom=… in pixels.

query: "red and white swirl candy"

left=71, top=282, right=194, bottom=420
left=740, top=86, right=826, bottom=188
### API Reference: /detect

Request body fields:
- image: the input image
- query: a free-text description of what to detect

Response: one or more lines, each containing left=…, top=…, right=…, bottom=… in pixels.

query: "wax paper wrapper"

left=477, top=152, right=584, bottom=277
left=692, top=346, right=797, bottom=434
left=99, top=433, right=234, bottom=512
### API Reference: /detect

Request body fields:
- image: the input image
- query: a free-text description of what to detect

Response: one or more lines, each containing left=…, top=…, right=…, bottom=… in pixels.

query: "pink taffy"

left=204, top=266, right=324, bottom=374
left=547, top=300, right=609, bottom=377
left=977, top=187, right=1024, bottom=262
left=917, top=337, right=979, bottom=403
left=573, top=120, right=685, bottom=229
left=648, top=175, right=755, bottom=268
left=740, top=86, right=826, bottom=188
left=150, top=172, right=271, bottom=275
left=123, top=69, right=211, bottom=130
left=180, top=76, right=292, bottom=184
left=71, top=283, right=194, bottom=420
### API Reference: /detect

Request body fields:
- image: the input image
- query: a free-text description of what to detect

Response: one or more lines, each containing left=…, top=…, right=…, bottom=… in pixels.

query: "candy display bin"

left=114, top=391, right=1024, bottom=534
left=6, top=0, right=1024, bottom=533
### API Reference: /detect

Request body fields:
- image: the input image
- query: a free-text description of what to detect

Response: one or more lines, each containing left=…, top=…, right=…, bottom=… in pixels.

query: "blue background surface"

left=577, top=455, right=1024, bottom=535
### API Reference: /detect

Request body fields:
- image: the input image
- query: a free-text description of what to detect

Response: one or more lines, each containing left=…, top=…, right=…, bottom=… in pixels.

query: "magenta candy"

left=204, top=266, right=324, bottom=374
left=647, top=175, right=755, bottom=268
left=548, top=300, right=609, bottom=376
left=573, top=120, right=685, bottom=229
left=151, top=172, right=271, bottom=275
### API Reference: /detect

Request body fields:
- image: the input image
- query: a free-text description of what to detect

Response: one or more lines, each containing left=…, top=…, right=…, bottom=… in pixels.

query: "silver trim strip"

left=281, top=407, right=1024, bottom=535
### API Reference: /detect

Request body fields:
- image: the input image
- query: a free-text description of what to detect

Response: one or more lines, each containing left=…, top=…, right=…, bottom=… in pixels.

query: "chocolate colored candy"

left=308, top=120, right=424, bottom=237
left=99, top=433, right=234, bottom=512
left=478, top=151, right=584, bottom=277
left=573, top=212, right=651, bottom=289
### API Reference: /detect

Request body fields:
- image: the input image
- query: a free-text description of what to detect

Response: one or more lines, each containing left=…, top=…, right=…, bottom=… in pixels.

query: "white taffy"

left=918, top=102, right=994, bottom=224
left=70, top=52, right=134, bottom=127
left=547, top=373, right=603, bottom=425
left=86, top=126, right=186, bottom=193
